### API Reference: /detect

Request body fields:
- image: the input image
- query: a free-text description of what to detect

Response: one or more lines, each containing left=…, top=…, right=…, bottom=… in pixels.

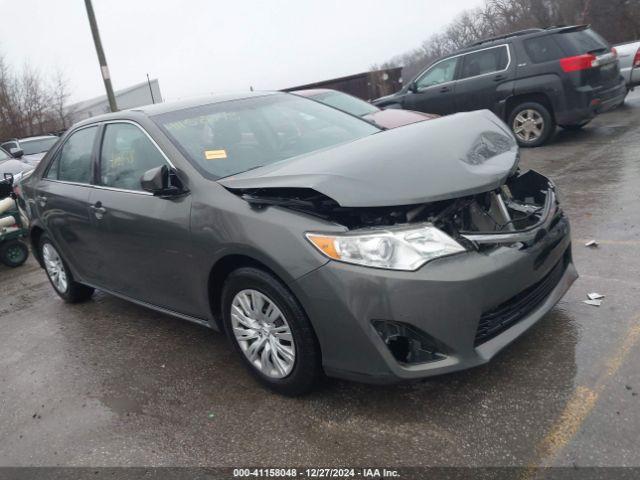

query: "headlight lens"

left=306, top=224, right=465, bottom=271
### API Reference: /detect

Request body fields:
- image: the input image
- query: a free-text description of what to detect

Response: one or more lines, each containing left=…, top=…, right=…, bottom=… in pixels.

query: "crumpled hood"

left=219, top=110, right=519, bottom=207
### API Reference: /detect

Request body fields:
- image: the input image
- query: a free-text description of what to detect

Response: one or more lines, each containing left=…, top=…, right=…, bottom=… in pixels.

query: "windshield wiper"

left=218, top=165, right=264, bottom=180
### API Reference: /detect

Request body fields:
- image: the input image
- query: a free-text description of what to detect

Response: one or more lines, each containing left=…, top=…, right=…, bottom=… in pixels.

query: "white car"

left=0, top=135, right=60, bottom=166
left=615, top=40, right=640, bottom=91
left=0, top=148, right=35, bottom=184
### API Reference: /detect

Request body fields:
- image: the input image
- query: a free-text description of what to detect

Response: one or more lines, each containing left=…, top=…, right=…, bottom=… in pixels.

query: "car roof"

left=73, top=91, right=281, bottom=128
left=453, top=24, right=590, bottom=54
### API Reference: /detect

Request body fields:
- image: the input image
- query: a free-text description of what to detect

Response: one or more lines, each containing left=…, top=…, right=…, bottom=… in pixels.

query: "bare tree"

left=20, top=65, right=51, bottom=136
left=50, top=70, right=72, bottom=131
left=0, top=51, right=73, bottom=140
left=0, top=54, right=23, bottom=139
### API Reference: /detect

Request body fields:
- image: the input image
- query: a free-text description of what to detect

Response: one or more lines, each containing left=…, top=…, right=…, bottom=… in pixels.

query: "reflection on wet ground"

left=1, top=92, right=639, bottom=467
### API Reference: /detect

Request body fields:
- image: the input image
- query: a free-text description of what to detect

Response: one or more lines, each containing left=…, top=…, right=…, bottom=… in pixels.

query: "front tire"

left=39, top=235, right=94, bottom=303
left=221, top=267, right=322, bottom=396
left=508, top=102, right=555, bottom=148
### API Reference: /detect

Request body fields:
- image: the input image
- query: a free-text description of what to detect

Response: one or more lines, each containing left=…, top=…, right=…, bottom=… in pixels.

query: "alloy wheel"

left=513, top=109, right=544, bottom=143
left=230, top=289, right=296, bottom=379
left=42, top=243, right=68, bottom=293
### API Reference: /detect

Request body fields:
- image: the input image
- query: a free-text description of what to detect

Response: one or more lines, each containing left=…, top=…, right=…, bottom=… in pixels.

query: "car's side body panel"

left=87, top=187, right=198, bottom=316
left=32, top=180, right=100, bottom=282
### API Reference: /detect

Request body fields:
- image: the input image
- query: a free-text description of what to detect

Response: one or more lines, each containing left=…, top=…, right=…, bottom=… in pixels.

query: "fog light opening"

left=372, top=320, right=448, bottom=365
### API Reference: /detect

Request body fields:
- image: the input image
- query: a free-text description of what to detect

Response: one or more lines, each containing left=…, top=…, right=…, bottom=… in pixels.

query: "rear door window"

left=524, top=36, right=565, bottom=63
left=459, top=45, right=509, bottom=79
left=45, top=126, right=98, bottom=183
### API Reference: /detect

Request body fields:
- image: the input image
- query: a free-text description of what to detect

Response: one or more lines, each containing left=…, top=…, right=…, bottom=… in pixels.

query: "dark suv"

left=373, top=25, right=627, bottom=147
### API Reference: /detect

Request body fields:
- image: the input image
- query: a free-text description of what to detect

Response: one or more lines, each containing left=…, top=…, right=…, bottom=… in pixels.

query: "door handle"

left=494, top=74, right=506, bottom=82
left=89, top=202, right=107, bottom=219
left=36, top=195, right=47, bottom=207
left=439, top=86, right=451, bottom=93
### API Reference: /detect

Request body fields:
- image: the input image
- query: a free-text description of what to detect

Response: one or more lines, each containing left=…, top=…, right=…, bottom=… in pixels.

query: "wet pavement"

left=1, top=92, right=640, bottom=468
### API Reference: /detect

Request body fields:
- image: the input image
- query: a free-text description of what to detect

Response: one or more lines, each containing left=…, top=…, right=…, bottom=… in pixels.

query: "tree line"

left=374, top=0, right=640, bottom=82
left=0, top=52, right=72, bottom=142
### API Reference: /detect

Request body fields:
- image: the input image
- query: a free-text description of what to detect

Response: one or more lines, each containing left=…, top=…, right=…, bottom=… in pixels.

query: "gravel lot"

left=1, top=91, right=640, bottom=469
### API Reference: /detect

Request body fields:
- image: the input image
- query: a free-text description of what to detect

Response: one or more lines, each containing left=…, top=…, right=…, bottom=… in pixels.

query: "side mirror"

left=10, top=147, right=24, bottom=159
left=140, top=165, right=187, bottom=197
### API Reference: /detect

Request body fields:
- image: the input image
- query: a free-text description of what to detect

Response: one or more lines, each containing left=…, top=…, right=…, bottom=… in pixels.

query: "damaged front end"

left=229, top=168, right=562, bottom=259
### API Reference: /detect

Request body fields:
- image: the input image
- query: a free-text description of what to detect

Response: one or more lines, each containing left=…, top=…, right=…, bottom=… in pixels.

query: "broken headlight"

left=306, top=224, right=465, bottom=271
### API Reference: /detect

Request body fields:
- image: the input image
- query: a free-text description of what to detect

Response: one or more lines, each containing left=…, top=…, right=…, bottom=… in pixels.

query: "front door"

left=35, top=125, right=102, bottom=284
left=88, top=121, right=199, bottom=317
left=403, top=56, right=460, bottom=115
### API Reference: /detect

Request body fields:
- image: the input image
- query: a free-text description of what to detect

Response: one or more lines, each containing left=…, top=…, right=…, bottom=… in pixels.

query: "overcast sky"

left=0, top=0, right=481, bottom=104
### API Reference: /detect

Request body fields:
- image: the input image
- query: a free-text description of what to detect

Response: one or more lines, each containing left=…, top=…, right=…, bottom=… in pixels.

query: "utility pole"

left=146, top=74, right=156, bottom=104
left=84, top=0, right=118, bottom=112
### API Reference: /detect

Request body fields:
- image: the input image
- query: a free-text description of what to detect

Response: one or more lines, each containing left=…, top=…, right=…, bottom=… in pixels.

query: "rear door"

left=88, top=121, right=198, bottom=317
left=403, top=56, right=460, bottom=115
left=455, top=44, right=513, bottom=114
left=34, top=125, right=101, bottom=283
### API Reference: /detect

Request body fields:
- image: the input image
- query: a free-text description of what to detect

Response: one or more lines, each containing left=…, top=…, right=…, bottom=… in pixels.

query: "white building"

left=67, top=79, right=162, bottom=124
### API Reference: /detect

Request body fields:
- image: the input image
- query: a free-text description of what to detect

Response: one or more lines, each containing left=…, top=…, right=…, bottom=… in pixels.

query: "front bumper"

left=292, top=213, right=577, bottom=384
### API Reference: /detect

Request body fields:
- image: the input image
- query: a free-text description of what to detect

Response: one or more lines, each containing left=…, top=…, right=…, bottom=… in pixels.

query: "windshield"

left=21, top=137, right=59, bottom=155
left=310, top=91, right=379, bottom=117
left=0, top=148, right=10, bottom=161
left=153, top=93, right=380, bottom=179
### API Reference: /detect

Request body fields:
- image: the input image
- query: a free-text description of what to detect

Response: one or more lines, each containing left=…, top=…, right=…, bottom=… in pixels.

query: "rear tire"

left=39, top=234, right=94, bottom=303
left=0, top=240, right=29, bottom=267
left=508, top=101, right=555, bottom=148
left=221, top=267, right=323, bottom=396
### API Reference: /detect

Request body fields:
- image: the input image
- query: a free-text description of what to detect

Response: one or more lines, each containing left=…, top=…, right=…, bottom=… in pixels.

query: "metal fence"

left=283, top=68, right=403, bottom=101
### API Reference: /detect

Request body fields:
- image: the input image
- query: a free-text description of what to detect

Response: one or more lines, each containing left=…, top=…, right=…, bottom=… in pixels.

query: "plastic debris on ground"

left=583, top=299, right=603, bottom=307
left=587, top=293, right=605, bottom=300
left=585, top=240, right=598, bottom=247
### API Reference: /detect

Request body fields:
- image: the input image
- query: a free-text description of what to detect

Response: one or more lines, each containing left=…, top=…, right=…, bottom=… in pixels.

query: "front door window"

left=99, top=123, right=167, bottom=191
left=415, top=57, right=459, bottom=90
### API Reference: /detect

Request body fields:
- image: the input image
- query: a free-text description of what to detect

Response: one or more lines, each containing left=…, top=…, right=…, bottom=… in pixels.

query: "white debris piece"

left=585, top=240, right=598, bottom=247
left=583, top=299, right=602, bottom=307
left=587, top=293, right=605, bottom=300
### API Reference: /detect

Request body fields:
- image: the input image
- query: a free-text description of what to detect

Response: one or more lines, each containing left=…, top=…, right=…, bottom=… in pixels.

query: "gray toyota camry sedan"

left=20, top=92, right=577, bottom=395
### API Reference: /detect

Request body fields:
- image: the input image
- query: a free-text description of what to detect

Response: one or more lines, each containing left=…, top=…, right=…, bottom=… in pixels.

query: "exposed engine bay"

left=229, top=169, right=560, bottom=249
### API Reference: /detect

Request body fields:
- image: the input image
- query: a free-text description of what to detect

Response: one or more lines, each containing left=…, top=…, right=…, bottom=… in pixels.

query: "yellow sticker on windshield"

left=205, top=149, right=227, bottom=160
